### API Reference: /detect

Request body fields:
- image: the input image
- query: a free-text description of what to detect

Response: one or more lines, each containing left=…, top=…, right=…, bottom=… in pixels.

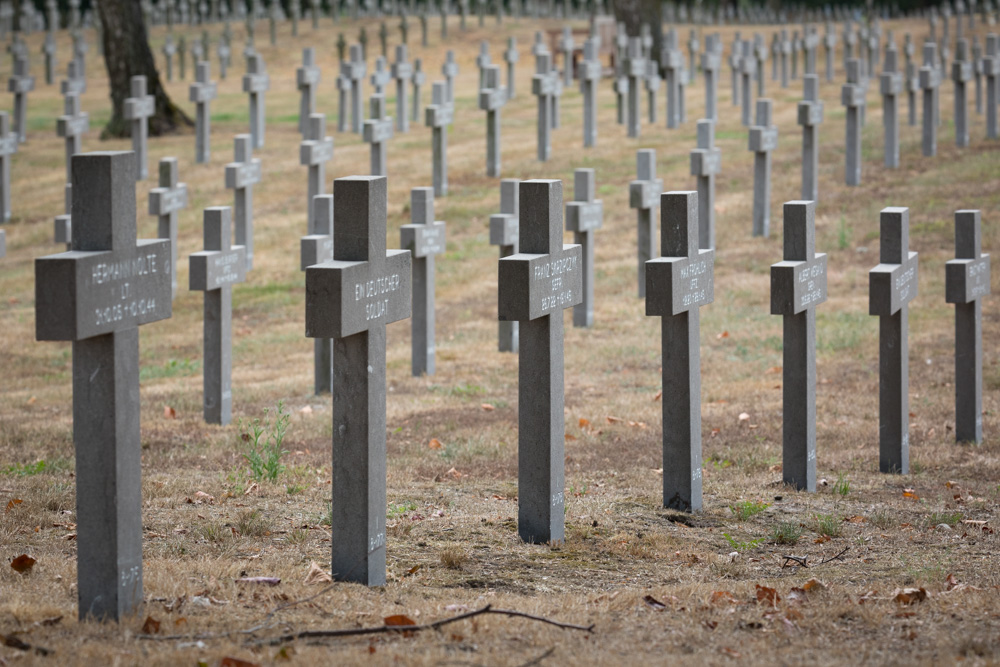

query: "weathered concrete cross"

left=749, top=98, right=777, bottom=238
left=123, top=76, right=154, bottom=180
left=479, top=64, right=506, bottom=177
left=148, top=157, right=188, bottom=299
left=391, top=45, right=413, bottom=132
left=689, top=119, right=721, bottom=249
left=296, top=47, right=320, bottom=138
left=299, top=113, right=334, bottom=230
left=342, top=45, right=366, bottom=134
left=564, top=168, right=602, bottom=328
left=8, top=54, right=34, bottom=143
left=224, top=135, right=262, bottom=270
left=300, top=195, right=334, bottom=394
left=400, top=187, right=446, bottom=376
left=425, top=81, right=451, bottom=197
left=363, top=94, right=393, bottom=176
left=532, top=52, right=555, bottom=161
left=490, top=179, right=519, bottom=352
left=630, top=149, right=663, bottom=298
left=243, top=53, right=269, bottom=149
left=797, top=74, right=824, bottom=201
left=880, top=45, right=904, bottom=168
left=56, top=91, right=88, bottom=182
left=190, top=61, right=218, bottom=163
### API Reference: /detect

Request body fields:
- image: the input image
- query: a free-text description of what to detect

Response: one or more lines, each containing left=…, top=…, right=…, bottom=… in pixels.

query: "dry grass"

left=1, top=12, right=999, bottom=667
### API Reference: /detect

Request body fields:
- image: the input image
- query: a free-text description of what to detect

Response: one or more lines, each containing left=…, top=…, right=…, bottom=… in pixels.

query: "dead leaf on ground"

left=903, top=488, right=919, bottom=500
left=428, top=438, right=443, bottom=450
left=163, top=405, right=176, bottom=419
left=304, top=561, right=332, bottom=585
left=653, top=390, right=662, bottom=401
left=738, top=412, right=750, bottom=423
left=141, top=615, right=161, bottom=634
left=893, top=587, right=929, bottom=605
left=605, top=416, right=622, bottom=424
left=710, top=591, right=738, bottom=606
left=446, top=467, right=462, bottom=479
left=220, top=658, right=261, bottom=667
left=480, top=403, right=494, bottom=411
left=814, top=535, right=831, bottom=544
left=384, top=614, right=417, bottom=626
left=10, top=554, right=35, bottom=574
left=579, top=418, right=590, bottom=428
left=802, top=578, right=826, bottom=592
left=755, top=585, right=780, bottom=607
left=716, top=331, right=729, bottom=340
left=5, top=498, right=22, bottom=512
left=565, top=434, right=577, bottom=441
left=642, top=594, right=666, bottom=611
left=786, top=588, right=808, bottom=605
left=720, top=647, right=741, bottom=659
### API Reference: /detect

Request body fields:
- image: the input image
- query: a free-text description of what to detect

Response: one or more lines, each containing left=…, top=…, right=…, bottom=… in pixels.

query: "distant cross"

left=300, top=113, right=334, bottom=231
left=920, top=42, right=941, bottom=156
left=363, top=94, right=393, bottom=176
left=224, top=135, right=262, bottom=270
left=35, top=151, right=172, bottom=621
left=952, top=38, right=973, bottom=147
left=797, top=74, right=824, bottom=201
left=559, top=26, right=574, bottom=86
left=123, top=76, right=154, bottom=180
left=869, top=207, right=919, bottom=474
left=391, top=45, right=413, bottom=132
left=564, top=168, right=603, bottom=328
left=217, top=39, right=231, bottom=79
left=489, top=179, right=519, bottom=352
left=690, top=119, right=721, bottom=250
left=336, top=73, right=350, bottom=133
left=9, top=55, right=34, bottom=143
left=410, top=57, right=425, bottom=123
left=425, top=81, right=451, bottom=197
left=148, top=157, right=188, bottom=299
left=749, top=98, right=777, bottom=238
left=370, top=55, right=390, bottom=95
left=300, top=194, right=334, bottom=394
left=42, top=32, right=56, bottom=85
left=984, top=35, right=998, bottom=139
left=629, top=149, right=663, bottom=298
left=945, top=209, right=990, bottom=444
left=904, top=35, right=919, bottom=126
left=645, top=59, right=661, bottom=124
left=645, top=191, right=714, bottom=511
left=190, top=61, right=218, bottom=163
left=532, top=52, right=555, bottom=161
left=625, top=37, right=644, bottom=137
left=880, top=45, right=903, bottom=168
left=479, top=65, right=507, bottom=177
left=740, top=41, right=756, bottom=127
left=297, top=47, right=320, bottom=138
left=476, top=40, right=491, bottom=90
left=0, top=112, right=17, bottom=222
left=780, top=29, right=791, bottom=88
left=305, top=176, right=412, bottom=586
left=770, top=200, right=827, bottom=492
left=842, top=59, right=865, bottom=186
left=505, top=36, right=519, bottom=99
left=730, top=31, right=743, bottom=103
left=56, top=91, right=88, bottom=182
left=243, top=53, right=269, bottom=149
left=701, top=34, right=722, bottom=122
left=442, top=49, right=459, bottom=106
left=662, top=31, right=683, bottom=128
left=189, top=206, right=247, bottom=424
left=61, top=59, right=86, bottom=97
left=400, top=187, right=446, bottom=376
left=755, top=33, right=768, bottom=96
left=688, top=29, right=699, bottom=83
left=580, top=38, right=600, bottom=147
left=497, top=180, right=582, bottom=545
left=342, top=45, right=366, bottom=134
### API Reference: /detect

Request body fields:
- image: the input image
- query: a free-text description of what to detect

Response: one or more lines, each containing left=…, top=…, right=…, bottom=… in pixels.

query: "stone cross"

left=342, top=45, right=366, bottom=134
left=243, top=53, right=269, bottom=149
left=797, top=74, right=823, bottom=201
left=479, top=65, right=506, bottom=177
left=305, top=175, right=412, bottom=586
left=442, top=49, right=459, bottom=106
left=688, top=29, right=699, bottom=82
left=824, top=22, right=837, bottom=81
left=791, top=30, right=801, bottom=79
left=729, top=31, right=742, bottom=104
left=770, top=200, right=827, bottom=491
left=549, top=56, right=563, bottom=130
left=689, top=119, right=721, bottom=250
left=579, top=38, right=600, bottom=147
left=363, top=94, right=393, bottom=176
left=190, top=61, right=218, bottom=163
left=754, top=35, right=768, bottom=97
left=401, top=187, right=446, bottom=376
left=123, top=76, right=154, bottom=180
left=391, top=45, right=412, bottom=132
left=749, top=98, right=777, bottom=238
left=300, top=113, right=334, bottom=232
left=771, top=32, right=780, bottom=81
left=953, top=38, right=973, bottom=147
left=904, top=34, right=919, bottom=126
left=985, top=35, right=998, bottom=140
left=739, top=40, right=756, bottom=127
left=370, top=55, right=390, bottom=96
left=148, top=157, right=188, bottom=299
left=0, top=228, right=4, bottom=257
left=532, top=52, right=555, bottom=161
left=0, top=112, right=15, bottom=222
left=35, top=151, right=172, bottom=621
left=425, top=81, right=451, bottom=197
left=780, top=29, right=791, bottom=88
left=336, top=73, right=350, bottom=133
left=842, top=59, right=865, bottom=186
left=662, top=32, right=682, bottom=128
left=973, top=36, right=983, bottom=116
left=61, top=59, right=86, bottom=97
left=300, top=194, right=334, bottom=394
left=645, top=61, right=661, bottom=124
left=217, top=39, right=231, bottom=80
left=645, top=191, right=714, bottom=511
left=613, top=65, right=629, bottom=126
left=920, top=42, right=942, bottom=157
left=8, top=55, right=34, bottom=143
left=189, top=206, right=246, bottom=424
left=476, top=40, right=491, bottom=90
left=869, top=207, right=918, bottom=474
left=629, top=149, right=663, bottom=298
left=946, top=209, right=990, bottom=444
left=224, top=135, right=261, bottom=270
left=564, top=168, right=602, bottom=328
left=490, top=179, right=519, bottom=351
left=42, top=31, right=55, bottom=85
left=411, top=58, right=425, bottom=123
left=497, top=180, right=581, bottom=545
left=72, top=29, right=88, bottom=78
left=702, top=34, right=721, bottom=122
left=625, top=37, right=644, bottom=138
left=56, top=91, right=88, bottom=182
left=560, top=26, right=575, bottom=85
left=55, top=203, right=72, bottom=250
left=297, top=48, right=320, bottom=138
left=505, top=36, right=519, bottom=99
left=880, top=45, right=903, bottom=168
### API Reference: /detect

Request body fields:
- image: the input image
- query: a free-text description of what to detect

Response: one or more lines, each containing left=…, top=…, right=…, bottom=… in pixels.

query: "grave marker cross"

left=148, top=157, right=189, bottom=299
left=880, top=46, right=903, bottom=168
left=489, top=179, right=519, bottom=352
left=8, top=55, right=34, bottom=143
left=629, top=149, right=663, bottom=298
left=190, top=61, right=218, bottom=163
left=797, top=74, right=823, bottom=200
left=61, top=59, right=86, bottom=97
left=749, top=98, right=777, bottom=237
left=342, top=45, right=367, bottom=134
left=564, top=168, right=603, bottom=328
left=300, top=195, right=335, bottom=394
left=701, top=34, right=722, bottom=122
left=425, top=81, right=452, bottom=197
left=479, top=65, right=507, bottom=177
left=391, top=45, right=413, bottom=133
left=224, top=135, right=262, bottom=270
left=243, top=53, right=269, bottom=149
left=842, top=59, right=865, bottom=186
left=297, top=47, right=320, bottom=138
left=56, top=91, right=88, bottom=182
left=690, top=119, right=721, bottom=250
left=299, top=113, right=334, bottom=230
left=920, top=43, right=941, bottom=156
left=579, top=38, right=600, bottom=147
left=532, top=52, right=555, bottom=161
left=400, top=187, right=446, bottom=376
left=625, top=37, right=644, bottom=137
left=123, top=76, right=154, bottom=180
left=984, top=36, right=998, bottom=140
left=505, top=37, right=519, bottom=99
left=363, top=94, right=393, bottom=176
left=442, top=50, right=459, bottom=106
left=952, top=39, right=973, bottom=147
left=0, top=112, right=16, bottom=221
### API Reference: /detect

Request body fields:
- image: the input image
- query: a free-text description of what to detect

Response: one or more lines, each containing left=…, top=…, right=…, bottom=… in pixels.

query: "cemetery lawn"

left=2, top=15, right=1000, bottom=667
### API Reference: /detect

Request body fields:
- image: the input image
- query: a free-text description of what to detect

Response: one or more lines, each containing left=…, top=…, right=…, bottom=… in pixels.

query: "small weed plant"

left=729, top=500, right=771, bottom=521
left=771, top=521, right=803, bottom=545
left=926, top=511, right=963, bottom=528
left=723, top=533, right=764, bottom=553
left=833, top=474, right=851, bottom=497
left=239, top=401, right=290, bottom=483
left=813, top=513, right=843, bottom=537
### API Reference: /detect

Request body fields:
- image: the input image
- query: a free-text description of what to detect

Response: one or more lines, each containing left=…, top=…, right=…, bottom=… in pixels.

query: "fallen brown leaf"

left=220, top=658, right=261, bottom=667
left=480, top=403, right=495, bottom=411
left=755, top=585, right=780, bottom=607
left=10, top=554, right=35, bottom=574
left=304, top=561, right=332, bottom=585
left=141, top=615, right=161, bottom=634
left=5, top=498, right=22, bottom=512
left=163, top=405, right=176, bottom=419
left=428, top=438, right=443, bottom=450
left=893, top=587, right=929, bottom=605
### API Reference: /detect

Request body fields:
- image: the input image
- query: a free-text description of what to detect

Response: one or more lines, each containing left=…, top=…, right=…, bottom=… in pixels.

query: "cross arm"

left=400, top=221, right=446, bottom=258
left=945, top=255, right=991, bottom=304
left=190, top=246, right=247, bottom=291
left=149, top=183, right=188, bottom=216
left=498, top=245, right=583, bottom=322
left=869, top=252, right=918, bottom=316
left=770, top=254, right=828, bottom=315
left=646, top=248, right=715, bottom=317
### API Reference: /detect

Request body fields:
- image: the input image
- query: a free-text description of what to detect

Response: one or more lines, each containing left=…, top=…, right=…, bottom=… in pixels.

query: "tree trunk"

left=97, top=0, right=193, bottom=138
left=612, top=0, right=662, bottom=64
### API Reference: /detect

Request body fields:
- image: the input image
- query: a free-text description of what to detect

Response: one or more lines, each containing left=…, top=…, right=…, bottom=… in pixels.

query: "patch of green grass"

left=140, top=358, right=200, bottom=381
left=832, top=474, right=851, bottom=496
left=729, top=500, right=771, bottom=521
left=388, top=501, right=417, bottom=518
left=926, top=511, right=963, bottom=528
left=238, top=401, right=290, bottom=483
left=813, top=513, right=842, bottom=537
left=771, top=521, right=803, bottom=545
left=723, top=532, right=764, bottom=552
left=838, top=215, right=851, bottom=250
left=868, top=508, right=896, bottom=529
left=3, top=460, right=49, bottom=476
left=234, top=508, right=272, bottom=537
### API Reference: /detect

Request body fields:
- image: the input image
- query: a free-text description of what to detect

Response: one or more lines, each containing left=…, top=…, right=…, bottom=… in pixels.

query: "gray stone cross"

left=645, top=191, right=714, bottom=512
left=644, top=58, right=661, bottom=124
left=905, top=34, right=919, bottom=126
left=842, top=59, right=865, bottom=186
left=945, top=209, right=990, bottom=444
left=410, top=58, right=425, bottom=123
left=476, top=40, right=492, bottom=90
left=224, top=135, right=261, bottom=270
left=630, top=149, right=663, bottom=298
left=579, top=38, right=600, bottom=147
left=391, top=44, right=413, bottom=132
left=123, top=76, right=154, bottom=181
left=243, top=53, right=269, bottom=149
left=42, top=32, right=55, bottom=85
left=342, top=45, right=367, bottom=134
left=702, top=34, right=722, bottom=122
left=498, top=180, right=582, bottom=545
left=661, top=30, right=683, bottom=129
left=780, top=29, right=792, bottom=88
left=190, top=61, right=218, bottom=163
left=35, top=151, right=172, bottom=621
left=869, top=207, right=918, bottom=474
left=984, top=36, right=998, bottom=140
left=217, top=40, right=232, bottom=80
left=300, top=195, right=334, bottom=394
left=56, top=91, right=88, bottom=182
left=690, top=119, right=721, bottom=250
left=920, top=43, right=941, bottom=156
left=300, top=113, right=334, bottom=230
left=749, top=98, right=777, bottom=238
left=61, top=59, right=86, bottom=97
left=297, top=47, right=320, bottom=138
left=363, top=94, right=393, bottom=176
left=729, top=31, right=742, bottom=103
left=625, top=37, right=645, bottom=137
left=564, top=168, right=602, bottom=328
left=770, top=200, right=827, bottom=492
left=489, top=179, right=519, bottom=352
left=370, top=55, right=390, bottom=95
left=532, top=52, right=555, bottom=161
left=189, top=206, right=246, bottom=424
left=479, top=65, right=506, bottom=177
left=336, top=72, right=350, bottom=132
left=688, top=29, right=699, bottom=82
left=613, top=66, right=629, bottom=126
left=425, top=81, right=451, bottom=197
left=8, top=55, right=34, bottom=143
left=305, top=175, right=412, bottom=586
left=442, top=50, right=459, bottom=106
left=401, top=187, right=446, bottom=376
left=952, top=38, right=973, bottom=147
left=0, top=112, right=16, bottom=222
left=559, top=26, right=574, bottom=86
left=880, top=45, right=903, bottom=168
left=148, top=157, right=188, bottom=299
left=797, top=74, right=823, bottom=201
left=824, top=23, right=838, bottom=82
left=505, top=36, right=519, bottom=99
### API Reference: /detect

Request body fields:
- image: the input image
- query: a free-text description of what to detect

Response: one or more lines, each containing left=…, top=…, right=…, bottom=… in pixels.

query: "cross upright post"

left=688, top=29, right=699, bottom=82
left=342, top=45, right=366, bottom=134
left=729, top=31, right=742, bottom=104
left=8, top=54, right=34, bottom=143
left=532, top=52, right=554, bottom=161
left=425, top=81, right=452, bottom=196
left=770, top=200, right=827, bottom=492
left=243, top=53, right=269, bottom=149
left=780, top=29, right=791, bottom=88
left=297, top=47, right=320, bottom=138
left=946, top=209, right=990, bottom=444
left=662, top=31, right=683, bottom=128
left=739, top=41, right=756, bottom=127
left=190, top=61, right=218, bottom=163
left=952, top=38, right=973, bottom=147
left=690, top=119, right=721, bottom=250
left=505, top=36, right=519, bottom=99
left=645, top=60, right=661, bottom=124
left=749, top=98, right=777, bottom=237
left=824, top=22, right=837, bottom=82
left=490, top=179, right=519, bottom=352
left=880, top=44, right=903, bottom=168
left=401, top=187, right=446, bottom=376
left=442, top=50, right=459, bottom=106
left=43, top=32, right=55, bottom=85
left=363, top=94, right=393, bottom=176
left=300, top=194, right=334, bottom=394
left=498, top=180, right=582, bottom=545
left=476, top=40, right=491, bottom=90
left=370, top=56, right=390, bottom=95
left=392, top=44, right=413, bottom=132
left=217, top=38, right=231, bottom=80
left=580, top=38, right=600, bottom=147
left=479, top=65, right=506, bottom=177
left=797, top=74, right=823, bottom=201
left=35, top=151, right=172, bottom=621
left=565, top=168, right=603, bottom=328
left=189, top=206, right=247, bottom=425
left=629, top=149, right=663, bottom=298
left=148, top=157, right=189, bottom=299
left=56, top=91, right=88, bottom=182
left=123, top=76, right=154, bottom=180
left=869, top=207, right=919, bottom=474
left=224, top=135, right=262, bottom=270
left=625, top=37, right=644, bottom=137
left=300, top=113, right=334, bottom=230
left=702, top=34, right=721, bottom=122
left=842, top=59, right=865, bottom=186
left=411, top=58, right=425, bottom=123
left=645, top=191, right=714, bottom=511
left=920, top=42, right=940, bottom=156
left=0, top=112, right=16, bottom=222
left=60, top=59, right=86, bottom=97
left=560, top=26, right=574, bottom=85
left=984, top=35, right=998, bottom=140
left=305, top=176, right=412, bottom=586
